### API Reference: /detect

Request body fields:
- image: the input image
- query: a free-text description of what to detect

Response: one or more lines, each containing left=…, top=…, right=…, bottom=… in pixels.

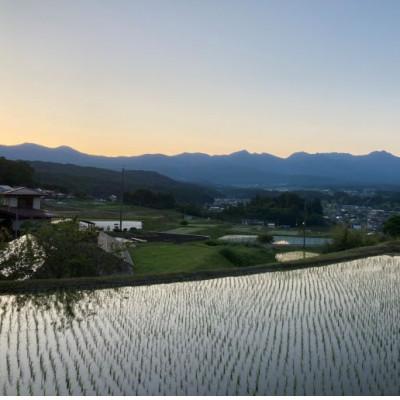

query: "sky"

left=1, top=0, right=400, bottom=157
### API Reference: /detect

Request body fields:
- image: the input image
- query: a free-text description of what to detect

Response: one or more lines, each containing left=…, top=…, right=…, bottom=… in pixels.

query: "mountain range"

left=1, top=143, right=400, bottom=187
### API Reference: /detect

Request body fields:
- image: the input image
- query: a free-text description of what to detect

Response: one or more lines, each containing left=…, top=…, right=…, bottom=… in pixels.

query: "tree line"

left=219, top=192, right=325, bottom=226
left=0, top=157, right=34, bottom=186
left=124, top=189, right=176, bottom=209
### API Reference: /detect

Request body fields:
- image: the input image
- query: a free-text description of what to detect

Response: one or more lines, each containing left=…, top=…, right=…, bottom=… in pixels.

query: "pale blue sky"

left=1, top=0, right=399, bottom=156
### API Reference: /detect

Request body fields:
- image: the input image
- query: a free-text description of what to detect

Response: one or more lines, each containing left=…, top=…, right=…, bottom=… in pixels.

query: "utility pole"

left=15, top=208, right=19, bottom=239
left=119, top=168, right=125, bottom=231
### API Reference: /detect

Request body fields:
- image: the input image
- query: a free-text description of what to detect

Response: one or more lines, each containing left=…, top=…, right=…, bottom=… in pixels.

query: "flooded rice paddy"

left=0, top=255, right=400, bottom=395
left=273, top=235, right=332, bottom=247
left=275, top=251, right=319, bottom=262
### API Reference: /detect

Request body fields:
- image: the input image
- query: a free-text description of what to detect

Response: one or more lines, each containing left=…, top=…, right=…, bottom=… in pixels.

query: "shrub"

left=383, top=215, right=400, bottom=238
left=257, top=233, right=273, bottom=244
left=31, top=221, right=127, bottom=279
left=324, top=224, right=385, bottom=253
left=205, top=240, right=219, bottom=246
left=219, top=247, right=243, bottom=265
left=0, top=227, right=12, bottom=243
left=219, top=247, right=255, bottom=267
left=219, top=246, right=274, bottom=267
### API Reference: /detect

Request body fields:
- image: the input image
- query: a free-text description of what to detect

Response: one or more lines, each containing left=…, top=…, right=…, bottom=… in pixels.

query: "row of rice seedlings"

left=1, top=255, right=400, bottom=395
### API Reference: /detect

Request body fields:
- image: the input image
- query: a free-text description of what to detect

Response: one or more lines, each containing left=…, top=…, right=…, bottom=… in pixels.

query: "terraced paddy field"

left=1, top=255, right=400, bottom=395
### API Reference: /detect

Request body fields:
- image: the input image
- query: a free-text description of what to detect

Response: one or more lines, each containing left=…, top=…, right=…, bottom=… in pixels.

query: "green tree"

left=0, top=157, right=34, bottom=186
left=257, top=233, right=273, bottom=244
left=220, top=193, right=324, bottom=227
left=383, top=215, right=400, bottom=238
left=124, top=189, right=176, bottom=209
left=329, top=225, right=364, bottom=251
left=33, top=221, right=127, bottom=278
left=325, top=224, right=384, bottom=252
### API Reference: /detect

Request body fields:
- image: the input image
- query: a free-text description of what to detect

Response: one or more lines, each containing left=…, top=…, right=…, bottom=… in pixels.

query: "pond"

left=0, top=255, right=399, bottom=395
left=273, top=235, right=332, bottom=247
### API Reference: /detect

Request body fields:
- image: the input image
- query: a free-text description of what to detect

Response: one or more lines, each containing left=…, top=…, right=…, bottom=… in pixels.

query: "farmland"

left=44, top=199, right=183, bottom=231
left=44, top=199, right=328, bottom=239
left=1, top=255, right=400, bottom=395
left=130, top=242, right=276, bottom=275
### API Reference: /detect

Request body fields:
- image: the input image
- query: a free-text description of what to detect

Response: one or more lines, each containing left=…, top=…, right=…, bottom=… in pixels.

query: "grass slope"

left=130, top=242, right=275, bottom=275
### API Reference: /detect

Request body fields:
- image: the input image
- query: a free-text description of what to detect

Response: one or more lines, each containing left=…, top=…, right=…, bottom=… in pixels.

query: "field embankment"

left=1, top=240, right=399, bottom=294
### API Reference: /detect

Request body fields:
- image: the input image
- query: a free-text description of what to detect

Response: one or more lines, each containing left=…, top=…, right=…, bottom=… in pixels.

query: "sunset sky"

left=1, top=0, right=400, bottom=156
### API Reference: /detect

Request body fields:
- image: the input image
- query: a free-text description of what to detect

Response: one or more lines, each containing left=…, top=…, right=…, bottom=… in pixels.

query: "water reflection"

left=5, top=289, right=99, bottom=329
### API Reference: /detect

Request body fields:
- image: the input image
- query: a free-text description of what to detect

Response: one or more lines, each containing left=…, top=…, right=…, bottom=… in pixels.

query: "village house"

left=0, top=187, right=53, bottom=234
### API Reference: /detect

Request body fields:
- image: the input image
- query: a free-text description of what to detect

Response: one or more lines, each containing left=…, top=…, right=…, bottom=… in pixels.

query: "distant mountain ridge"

left=1, top=143, right=399, bottom=186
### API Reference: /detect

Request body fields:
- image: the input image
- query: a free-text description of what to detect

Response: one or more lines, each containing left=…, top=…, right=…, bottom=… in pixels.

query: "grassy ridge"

left=1, top=241, right=399, bottom=294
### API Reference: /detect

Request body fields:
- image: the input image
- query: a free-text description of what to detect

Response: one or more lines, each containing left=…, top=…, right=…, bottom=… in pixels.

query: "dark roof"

left=1, top=187, right=43, bottom=197
left=0, top=207, right=53, bottom=219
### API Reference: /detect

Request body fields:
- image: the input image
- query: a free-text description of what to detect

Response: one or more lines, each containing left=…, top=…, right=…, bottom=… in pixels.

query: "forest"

left=220, top=192, right=325, bottom=226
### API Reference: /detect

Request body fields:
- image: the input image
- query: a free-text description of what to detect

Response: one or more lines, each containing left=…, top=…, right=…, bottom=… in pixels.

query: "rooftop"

left=1, top=187, right=43, bottom=197
left=0, top=185, right=13, bottom=193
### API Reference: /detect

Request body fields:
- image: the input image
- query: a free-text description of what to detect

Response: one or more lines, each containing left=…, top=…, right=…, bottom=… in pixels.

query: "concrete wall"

left=97, top=231, right=134, bottom=267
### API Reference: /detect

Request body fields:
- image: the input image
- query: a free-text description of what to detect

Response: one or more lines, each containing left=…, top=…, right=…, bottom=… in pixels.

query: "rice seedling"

left=0, top=255, right=400, bottom=394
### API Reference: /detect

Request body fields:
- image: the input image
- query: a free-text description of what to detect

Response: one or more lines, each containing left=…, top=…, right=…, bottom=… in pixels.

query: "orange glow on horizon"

left=1, top=1, right=400, bottom=158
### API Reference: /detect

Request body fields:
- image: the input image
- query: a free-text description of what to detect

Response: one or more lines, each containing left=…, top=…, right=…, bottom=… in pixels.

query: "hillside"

left=0, top=157, right=34, bottom=187
left=30, top=161, right=217, bottom=204
left=1, top=143, right=400, bottom=187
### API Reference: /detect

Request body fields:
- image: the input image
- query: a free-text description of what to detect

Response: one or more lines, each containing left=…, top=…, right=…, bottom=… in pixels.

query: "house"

left=0, top=187, right=53, bottom=234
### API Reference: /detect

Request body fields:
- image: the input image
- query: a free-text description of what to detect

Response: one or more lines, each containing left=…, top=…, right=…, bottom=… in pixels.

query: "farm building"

left=81, top=220, right=143, bottom=231
left=0, top=187, right=53, bottom=234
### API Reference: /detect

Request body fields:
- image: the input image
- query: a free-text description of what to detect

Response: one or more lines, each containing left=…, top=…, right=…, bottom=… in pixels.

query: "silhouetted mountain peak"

left=368, top=150, right=394, bottom=158
left=230, top=150, right=251, bottom=156
left=55, top=145, right=83, bottom=154
left=19, top=142, right=47, bottom=149
left=1, top=142, right=399, bottom=186
left=288, top=151, right=310, bottom=159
